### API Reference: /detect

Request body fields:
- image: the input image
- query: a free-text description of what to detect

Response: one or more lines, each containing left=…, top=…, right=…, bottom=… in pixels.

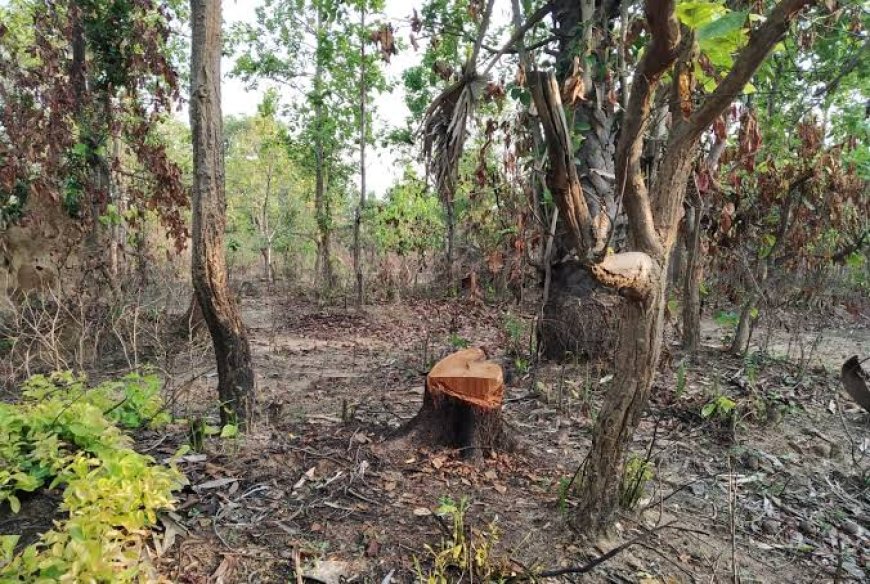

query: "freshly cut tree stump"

left=398, top=348, right=513, bottom=459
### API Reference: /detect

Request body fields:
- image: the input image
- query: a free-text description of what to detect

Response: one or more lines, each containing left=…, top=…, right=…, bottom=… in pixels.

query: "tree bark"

left=190, top=0, right=255, bottom=428
left=681, top=201, right=703, bottom=353
left=730, top=300, right=755, bottom=355
left=535, top=0, right=621, bottom=360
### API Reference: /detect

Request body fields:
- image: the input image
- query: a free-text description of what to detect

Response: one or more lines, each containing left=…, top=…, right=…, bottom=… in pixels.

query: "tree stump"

left=841, top=355, right=870, bottom=412
left=397, top=348, right=513, bottom=459
left=539, top=261, right=623, bottom=362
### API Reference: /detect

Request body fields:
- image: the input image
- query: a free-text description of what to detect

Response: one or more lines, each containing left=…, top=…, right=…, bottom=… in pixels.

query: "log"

left=398, top=348, right=513, bottom=459
left=841, top=355, right=870, bottom=413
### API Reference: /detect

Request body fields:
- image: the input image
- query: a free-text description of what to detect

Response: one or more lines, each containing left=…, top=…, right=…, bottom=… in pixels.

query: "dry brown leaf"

left=561, top=56, right=586, bottom=106
left=678, top=69, right=693, bottom=118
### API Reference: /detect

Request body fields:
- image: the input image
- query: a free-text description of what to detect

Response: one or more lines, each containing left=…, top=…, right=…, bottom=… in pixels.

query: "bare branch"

left=614, top=0, right=681, bottom=258
left=481, top=2, right=553, bottom=77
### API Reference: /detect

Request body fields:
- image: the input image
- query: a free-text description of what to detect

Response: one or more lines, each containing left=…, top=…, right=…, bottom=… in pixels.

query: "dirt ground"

left=122, top=293, right=868, bottom=582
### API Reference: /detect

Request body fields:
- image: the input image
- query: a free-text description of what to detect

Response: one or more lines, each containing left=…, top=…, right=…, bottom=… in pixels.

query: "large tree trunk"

left=540, top=261, right=624, bottom=361
left=536, top=0, right=621, bottom=361
left=573, top=0, right=809, bottom=532
left=190, top=0, right=255, bottom=428
left=575, top=270, right=667, bottom=528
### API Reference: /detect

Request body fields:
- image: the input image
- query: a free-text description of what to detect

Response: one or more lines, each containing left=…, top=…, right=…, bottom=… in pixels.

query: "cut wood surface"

left=426, top=347, right=504, bottom=409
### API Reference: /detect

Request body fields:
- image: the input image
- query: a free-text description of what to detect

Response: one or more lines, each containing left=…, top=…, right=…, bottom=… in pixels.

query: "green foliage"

left=0, top=371, right=184, bottom=582
left=224, top=97, right=316, bottom=269
left=713, top=310, right=739, bottom=329
left=619, top=455, right=655, bottom=510
left=368, top=168, right=444, bottom=257
left=415, top=496, right=506, bottom=583
left=448, top=333, right=470, bottom=349
left=701, top=394, right=737, bottom=420
left=676, top=1, right=751, bottom=90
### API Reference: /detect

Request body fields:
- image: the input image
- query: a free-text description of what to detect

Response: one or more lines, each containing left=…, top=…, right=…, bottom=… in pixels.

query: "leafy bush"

left=0, top=371, right=185, bottom=582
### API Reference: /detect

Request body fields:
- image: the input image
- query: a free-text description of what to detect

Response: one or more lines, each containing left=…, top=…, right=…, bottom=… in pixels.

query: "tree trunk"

left=536, top=0, right=622, bottom=360
left=313, top=7, right=334, bottom=290
left=730, top=300, right=755, bottom=355
left=396, top=348, right=512, bottom=460
left=353, top=5, right=367, bottom=307
left=681, top=202, right=703, bottom=353
left=190, top=0, right=255, bottom=428
left=575, top=270, right=667, bottom=530
left=444, top=200, right=455, bottom=290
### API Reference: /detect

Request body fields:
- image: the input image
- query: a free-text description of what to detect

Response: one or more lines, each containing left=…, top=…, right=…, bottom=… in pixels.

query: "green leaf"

left=697, top=10, right=747, bottom=42
left=219, top=424, right=239, bottom=439
left=701, top=403, right=716, bottom=418
left=676, top=1, right=727, bottom=29
left=8, top=494, right=20, bottom=514
left=0, top=535, right=19, bottom=560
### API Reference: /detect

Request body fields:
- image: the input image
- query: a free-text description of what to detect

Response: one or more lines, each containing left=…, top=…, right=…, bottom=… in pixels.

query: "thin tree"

left=190, top=0, right=256, bottom=428
left=353, top=3, right=367, bottom=306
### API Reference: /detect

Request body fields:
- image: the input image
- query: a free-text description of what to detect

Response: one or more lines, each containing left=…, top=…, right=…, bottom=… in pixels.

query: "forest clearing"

left=0, top=0, right=868, bottom=582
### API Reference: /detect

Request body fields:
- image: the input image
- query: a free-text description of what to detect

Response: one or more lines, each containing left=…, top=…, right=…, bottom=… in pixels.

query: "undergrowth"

left=0, top=371, right=185, bottom=583
left=415, top=496, right=512, bottom=583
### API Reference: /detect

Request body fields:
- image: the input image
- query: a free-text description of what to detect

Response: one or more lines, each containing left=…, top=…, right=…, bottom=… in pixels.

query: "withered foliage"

left=0, top=0, right=188, bottom=249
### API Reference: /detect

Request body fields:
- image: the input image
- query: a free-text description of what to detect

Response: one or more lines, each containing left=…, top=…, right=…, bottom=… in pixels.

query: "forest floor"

left=104, top=291, right=870, bottom=581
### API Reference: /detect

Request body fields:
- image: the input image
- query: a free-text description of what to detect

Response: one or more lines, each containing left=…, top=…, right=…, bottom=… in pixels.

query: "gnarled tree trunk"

left=190, top=0, right=255, bottom=428
left=571, top=0, right=810, bottom=532
left=537, top=0, right=622, bottom=361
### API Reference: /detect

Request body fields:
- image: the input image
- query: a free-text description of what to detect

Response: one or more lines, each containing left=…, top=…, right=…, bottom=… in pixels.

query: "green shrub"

left=0, top=371, right=185, bottom=583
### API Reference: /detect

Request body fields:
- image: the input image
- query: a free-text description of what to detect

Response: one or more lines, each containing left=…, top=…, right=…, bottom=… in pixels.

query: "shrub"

left=0, top=371, right=185, bottom=583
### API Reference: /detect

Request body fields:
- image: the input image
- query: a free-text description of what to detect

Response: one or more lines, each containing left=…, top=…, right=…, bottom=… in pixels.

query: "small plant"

left=702, top=394, right=737, bottom=421
left=414, top=496, right=510, bottom=583
left=743, top=351, right=762, bottom=385
left=619, top=455, right=654, bottom=510
left=513, top=357, right=530, bottom=376
left=448, top=333, right=470, bottom=349
left=502, top=313, right=526, bottom=354
left=557, top=476, right=572, bottom=513
left=675, top=360, right=688, bottom=399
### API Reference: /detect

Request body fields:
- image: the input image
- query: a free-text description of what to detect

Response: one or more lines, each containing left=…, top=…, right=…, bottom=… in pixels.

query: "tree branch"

left=614, top=0, right=680, bottom=258
left=481, top=2, right=553, bottom=77
left=685, top=0, right=815, bottom=141
left=529, top=71, right=597, bottom=258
